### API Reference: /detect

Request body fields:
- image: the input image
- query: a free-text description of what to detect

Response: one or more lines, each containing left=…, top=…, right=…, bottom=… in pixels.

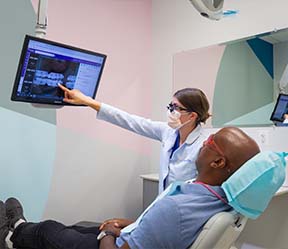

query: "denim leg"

left=10, top=220, right=100, bottom=249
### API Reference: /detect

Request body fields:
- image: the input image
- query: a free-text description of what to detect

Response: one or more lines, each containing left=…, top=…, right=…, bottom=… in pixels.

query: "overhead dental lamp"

left=189, top=0, right=224, bottom=21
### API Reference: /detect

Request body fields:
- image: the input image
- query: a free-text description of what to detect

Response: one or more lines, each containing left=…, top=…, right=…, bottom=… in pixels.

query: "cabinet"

left=140, top=174, right=159, bottom=210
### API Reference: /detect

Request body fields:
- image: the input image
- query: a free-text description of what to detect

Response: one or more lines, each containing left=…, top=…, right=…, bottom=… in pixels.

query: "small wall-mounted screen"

left=270, top=94, right=288, bottom=123
left=11, top=35, right=106, bottom=105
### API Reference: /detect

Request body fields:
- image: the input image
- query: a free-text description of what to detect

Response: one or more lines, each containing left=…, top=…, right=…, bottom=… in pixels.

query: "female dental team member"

left=58, top=84, right=210, bottom=193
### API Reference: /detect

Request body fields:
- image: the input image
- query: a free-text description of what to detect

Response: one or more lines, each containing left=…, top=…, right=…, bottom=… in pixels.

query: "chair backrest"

left=189, top=211, right=248, bottom=249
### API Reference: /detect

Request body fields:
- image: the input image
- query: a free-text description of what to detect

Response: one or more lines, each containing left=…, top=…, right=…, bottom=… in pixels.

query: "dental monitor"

left=270, top=93, right=288, bottom=124
left=11, top=35, right=106, bottom=106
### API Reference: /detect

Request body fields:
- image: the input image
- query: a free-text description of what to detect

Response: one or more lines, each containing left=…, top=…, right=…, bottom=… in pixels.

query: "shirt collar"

left=182, top=181, right=227, bottom=199
left=185, top=124, right=203, bottom=145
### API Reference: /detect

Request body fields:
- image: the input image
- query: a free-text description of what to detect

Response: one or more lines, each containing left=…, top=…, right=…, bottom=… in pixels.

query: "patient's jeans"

left=10, top=220, right=101, bottom=249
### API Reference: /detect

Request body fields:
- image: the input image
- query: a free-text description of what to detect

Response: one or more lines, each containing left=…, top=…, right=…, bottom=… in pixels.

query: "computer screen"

left=11, top=35, right=106, bottom=105
left=270, top=93, right=288, bottom=123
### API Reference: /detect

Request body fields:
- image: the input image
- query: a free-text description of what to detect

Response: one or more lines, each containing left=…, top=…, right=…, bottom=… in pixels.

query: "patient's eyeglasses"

left=167, top=102, right=188, bottom=113
left=203, top=134, right=225, bottom=157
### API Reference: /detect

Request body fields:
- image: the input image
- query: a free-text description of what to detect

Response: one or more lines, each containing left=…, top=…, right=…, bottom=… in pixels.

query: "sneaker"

left=0, top=200, right=8, bottom=249
left=5, top=198, right=26, bottom=231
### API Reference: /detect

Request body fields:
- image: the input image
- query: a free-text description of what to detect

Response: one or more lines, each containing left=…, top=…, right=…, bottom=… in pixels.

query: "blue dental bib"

left=222, top=151, right=287, bottom=219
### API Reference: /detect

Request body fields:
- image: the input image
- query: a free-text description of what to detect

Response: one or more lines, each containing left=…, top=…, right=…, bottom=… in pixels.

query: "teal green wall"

left=224, top=102, right=274, bottom=127
left=212, top=42, right=273, bottom=127
left=0, top=0, right=56, bottom=124
left=0, top=0, right=56, bottom=221
left=0, top=107, right=56, bottom=222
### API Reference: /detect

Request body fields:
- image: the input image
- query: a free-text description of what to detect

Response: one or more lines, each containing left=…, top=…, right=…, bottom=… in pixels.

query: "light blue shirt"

left=97, top=103, right=207, bottom=193
left=116, top=182, right=231, bottom=249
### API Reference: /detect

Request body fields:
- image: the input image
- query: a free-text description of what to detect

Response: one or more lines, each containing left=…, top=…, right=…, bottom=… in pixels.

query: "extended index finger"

left=58, top=83, right=70, bottom=92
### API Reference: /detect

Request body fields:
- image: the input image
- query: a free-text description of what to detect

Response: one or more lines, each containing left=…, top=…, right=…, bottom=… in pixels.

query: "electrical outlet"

left=257, top=130, right=269, bottom=146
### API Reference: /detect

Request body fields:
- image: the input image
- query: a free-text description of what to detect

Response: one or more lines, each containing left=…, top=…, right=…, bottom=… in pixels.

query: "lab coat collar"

left=184, top=124, right=203, bottom=145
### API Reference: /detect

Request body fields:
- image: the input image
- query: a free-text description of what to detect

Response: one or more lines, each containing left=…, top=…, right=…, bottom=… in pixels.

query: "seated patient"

left=0, top=127, right=263, bottom=249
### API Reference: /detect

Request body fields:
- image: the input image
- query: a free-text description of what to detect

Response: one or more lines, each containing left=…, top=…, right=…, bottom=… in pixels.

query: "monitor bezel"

left=270, top=93, right=288, bottom=122
left=11, top=35, right=107, bottom=106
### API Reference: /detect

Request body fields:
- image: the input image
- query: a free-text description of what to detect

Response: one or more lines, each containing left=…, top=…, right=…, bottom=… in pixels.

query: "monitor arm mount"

left=35, top=0, right=48, bottom=38
left=32, top=0, right=63, bottom=108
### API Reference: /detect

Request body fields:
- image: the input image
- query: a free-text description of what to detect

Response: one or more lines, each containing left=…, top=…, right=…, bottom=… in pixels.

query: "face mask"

left=167, top=110, right=193, bottom=129
left=221, top=151, right=288, bottom=219
left=167, top=110, right=182, bottom=129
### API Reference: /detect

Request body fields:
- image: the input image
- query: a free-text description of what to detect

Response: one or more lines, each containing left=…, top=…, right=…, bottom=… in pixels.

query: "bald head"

left=215, top=127, right=260, bottom=173
left=196, top=127, right=260, bottom=185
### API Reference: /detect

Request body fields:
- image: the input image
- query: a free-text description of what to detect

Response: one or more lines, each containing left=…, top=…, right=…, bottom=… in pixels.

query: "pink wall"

left=173, top=45, right=225, bottom=127
left=31, top=0, right=152, bottom=154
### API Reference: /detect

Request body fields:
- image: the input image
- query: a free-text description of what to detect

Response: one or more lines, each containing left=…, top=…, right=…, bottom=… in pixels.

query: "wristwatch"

left=97, top=230, right=117, bottom=240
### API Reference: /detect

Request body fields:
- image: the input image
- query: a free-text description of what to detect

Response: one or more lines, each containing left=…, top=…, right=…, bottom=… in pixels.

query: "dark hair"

left=173, top=88, right=210, bottom=124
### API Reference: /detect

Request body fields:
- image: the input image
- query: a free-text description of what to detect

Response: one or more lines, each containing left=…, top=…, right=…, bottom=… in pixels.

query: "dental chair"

left=189, top=211, right=248, bottom=249
left=76, top=211, right=247, bottom=249
left=189, top=151, right=287, bottom=249
left=77, top=152, right=286, bottom=249
left=75, top=196, right=244, bottom=248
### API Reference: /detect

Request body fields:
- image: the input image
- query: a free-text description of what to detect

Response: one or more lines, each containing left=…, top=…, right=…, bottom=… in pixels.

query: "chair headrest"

left=221, top=151, right=287, bottom=219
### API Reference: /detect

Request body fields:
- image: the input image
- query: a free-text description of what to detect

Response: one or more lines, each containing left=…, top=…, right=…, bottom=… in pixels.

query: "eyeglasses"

left=203, top=134, right=225, bottom=157
left=167, top=102, right=188, bottom=113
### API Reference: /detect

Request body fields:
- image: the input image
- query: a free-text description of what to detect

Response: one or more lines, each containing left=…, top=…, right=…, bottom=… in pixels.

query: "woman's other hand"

left=100, top=218, right=134, bottom=231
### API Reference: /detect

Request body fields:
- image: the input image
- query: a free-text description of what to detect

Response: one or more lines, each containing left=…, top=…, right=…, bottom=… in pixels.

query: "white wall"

left=151, top=0, right=288, bottom=171
left=153, top=0, right=288, bottom=53
left=204, top=126, right=288, bottom=152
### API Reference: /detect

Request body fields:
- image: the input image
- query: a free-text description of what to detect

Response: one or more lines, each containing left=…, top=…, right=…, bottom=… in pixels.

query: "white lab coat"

left=97, top=103, right=206, bottom=193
